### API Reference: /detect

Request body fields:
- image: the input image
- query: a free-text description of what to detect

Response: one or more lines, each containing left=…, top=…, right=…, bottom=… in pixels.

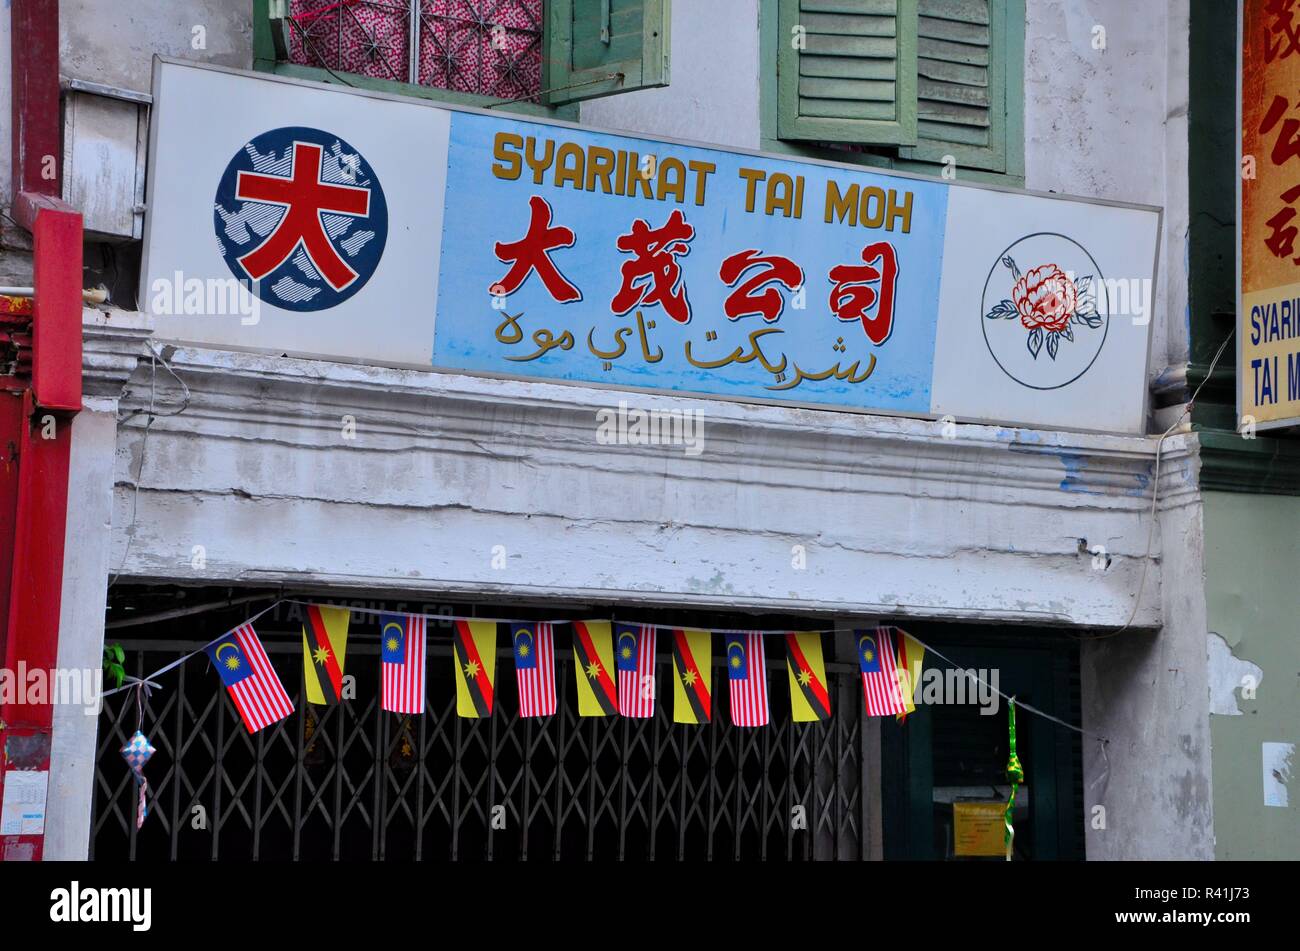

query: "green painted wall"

left=1203, top=491, right=1300, bottom=859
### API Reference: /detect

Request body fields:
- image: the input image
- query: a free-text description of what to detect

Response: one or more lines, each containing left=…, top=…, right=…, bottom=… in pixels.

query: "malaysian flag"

left=379, top=613, right=426, bottom=714
left=725, top=632, right=768, bottom=727
left=205, top=623, right=293, bottom=733
left=615, top=623, right=656, bottom=718
left=512, top=622, right=556, bottom=717
left=858, top=626, right=907, bottom=717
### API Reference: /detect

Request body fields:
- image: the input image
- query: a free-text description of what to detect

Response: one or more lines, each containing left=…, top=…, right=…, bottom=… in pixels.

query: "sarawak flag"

left=893, top=628, right=926, bottom=717
left=453, top=620, right=498, bottom=718
left=573, top=620, right=618, bottom=716
left=206, top=623, right=294, bottom=733
left=858, top=627, right=907, bottom=717
left=785, top=632, right=831, bottom=722
left=302, top=605, right=350, bottom=705
left=379, top=613, right=426, bottom=714
left=615, top=623, right=656, bottom=718
left=513, top=622, right=557, bottom=717
left=670, top=629, right=712, bottom=724
left=725, top=632, right=769, bottom=727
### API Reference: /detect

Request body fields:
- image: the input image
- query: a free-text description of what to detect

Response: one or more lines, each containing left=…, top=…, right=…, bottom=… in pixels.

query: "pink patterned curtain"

left=287, top=0, right=543, bottom=101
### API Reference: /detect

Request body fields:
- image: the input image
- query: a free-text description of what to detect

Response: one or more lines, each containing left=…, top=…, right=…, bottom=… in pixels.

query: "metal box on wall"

left=61, top=80, right=150, bottom=242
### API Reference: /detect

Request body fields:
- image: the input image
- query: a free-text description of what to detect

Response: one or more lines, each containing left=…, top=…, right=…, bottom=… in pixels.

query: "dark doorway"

left=882, top=629, right=1085, bottom=860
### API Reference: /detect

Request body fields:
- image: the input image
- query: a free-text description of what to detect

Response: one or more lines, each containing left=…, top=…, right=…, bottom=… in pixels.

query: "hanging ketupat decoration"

left=1004, top=699, right=1026, bottom=861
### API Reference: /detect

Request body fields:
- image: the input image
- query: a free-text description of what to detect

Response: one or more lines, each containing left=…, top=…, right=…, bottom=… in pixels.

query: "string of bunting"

left=103, top=597, right=1108, bottom=742
left=102, top=598, right=1108, bottom=834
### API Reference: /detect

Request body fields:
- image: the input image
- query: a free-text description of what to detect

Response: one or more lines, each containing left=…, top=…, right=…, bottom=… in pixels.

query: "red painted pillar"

left=0, top=0, right=83, bottom=861
left=9, top=0, right=63, bottom=231
left=0, top=210, right=83, bottom=862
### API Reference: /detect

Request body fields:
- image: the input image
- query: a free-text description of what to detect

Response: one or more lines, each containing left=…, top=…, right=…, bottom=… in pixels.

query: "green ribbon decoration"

left=1004, top=698, right=1024, bottom=861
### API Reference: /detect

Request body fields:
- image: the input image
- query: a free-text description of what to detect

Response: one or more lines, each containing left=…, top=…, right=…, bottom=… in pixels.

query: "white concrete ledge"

left=91, top=311, right=1190, bottom=628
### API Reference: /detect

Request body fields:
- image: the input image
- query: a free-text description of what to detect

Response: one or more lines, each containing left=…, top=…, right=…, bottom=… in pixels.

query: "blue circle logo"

left=213, top=126, right=387, bottom=312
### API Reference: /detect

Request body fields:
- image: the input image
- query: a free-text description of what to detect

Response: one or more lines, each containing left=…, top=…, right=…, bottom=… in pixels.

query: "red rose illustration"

left=1011, top=264, right=1076, bottom=333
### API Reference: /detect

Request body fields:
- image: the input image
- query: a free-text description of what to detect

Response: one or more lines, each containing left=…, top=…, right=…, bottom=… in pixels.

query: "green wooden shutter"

left=264, top=0, right=292, bottom=63
left=898, top=0, right=1022, bottom=173
left=545, top=0, right=671, bottom=106
left=776, top=0, right=919, bottom=145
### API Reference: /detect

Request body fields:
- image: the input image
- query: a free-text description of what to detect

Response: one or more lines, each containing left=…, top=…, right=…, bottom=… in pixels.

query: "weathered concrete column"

left=44, top=313, right=148, bottom=858
left=1080, top=469, right=1215, bottom=860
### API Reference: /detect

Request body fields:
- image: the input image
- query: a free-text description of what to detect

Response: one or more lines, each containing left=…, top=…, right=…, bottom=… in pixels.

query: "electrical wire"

left=108, top=341, right=192, bottom=589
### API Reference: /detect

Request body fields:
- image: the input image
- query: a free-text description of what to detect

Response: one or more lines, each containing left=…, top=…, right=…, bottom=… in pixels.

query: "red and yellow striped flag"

left=573, top=621, right=618, bottom=716
left=670, top=629, right=712, bottom=724
left=894, top=629, right=926, bottom=719
left=302, top=605, right=350, bottom=705
left=453, top=620, right=498, bottom=718
left=785, top=632, right=831, bottom=722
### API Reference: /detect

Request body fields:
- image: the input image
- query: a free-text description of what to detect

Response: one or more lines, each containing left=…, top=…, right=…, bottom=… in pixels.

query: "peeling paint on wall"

left=1204, top=492, right=1300, bottom=857
left=1057, top=453, right=1092, bottom=493
left=1206, top=632, right=1262, bottom=716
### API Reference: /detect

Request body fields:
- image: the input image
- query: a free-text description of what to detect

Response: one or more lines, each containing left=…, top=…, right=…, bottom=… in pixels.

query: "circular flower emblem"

left=981, top=235, right=1110, bottom=390
left=984, top=254, right=1101, bottom=362
left=1013, top=264, right=1077, bottom=334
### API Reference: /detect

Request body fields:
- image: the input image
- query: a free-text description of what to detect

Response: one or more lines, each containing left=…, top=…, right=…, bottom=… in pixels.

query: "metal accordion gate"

left=92, top=635, right=870, bottom=860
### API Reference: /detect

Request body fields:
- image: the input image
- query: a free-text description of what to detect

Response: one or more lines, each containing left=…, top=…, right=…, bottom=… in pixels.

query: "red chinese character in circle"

left=828, top=241, right=899, bottom=345
left=490, top=195, right=581, bottom=302
left=235, top=141, right=372, bottom=291
left=611, top=209, right=695, bottom=324
left=719, top=249, right=804, bottom=322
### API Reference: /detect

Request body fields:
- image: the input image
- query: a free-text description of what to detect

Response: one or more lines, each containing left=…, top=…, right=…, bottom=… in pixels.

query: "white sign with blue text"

left=142, top=60, right=1161, bottom=434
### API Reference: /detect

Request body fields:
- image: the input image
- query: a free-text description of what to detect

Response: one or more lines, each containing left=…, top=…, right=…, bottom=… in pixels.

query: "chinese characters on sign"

left=434, top=117, right=944, bottom=413
left=1241, top=0, right=1300, bottom=427
left=141, top=60, right=1160, bottom=434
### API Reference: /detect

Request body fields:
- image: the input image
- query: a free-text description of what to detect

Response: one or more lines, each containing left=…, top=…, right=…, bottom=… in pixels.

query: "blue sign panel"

left=433, top=113, right=949, bottom=412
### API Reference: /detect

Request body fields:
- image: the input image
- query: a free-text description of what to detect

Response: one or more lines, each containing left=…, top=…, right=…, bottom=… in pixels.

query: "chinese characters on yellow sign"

left=1241, top=0, right=1300, bottom=427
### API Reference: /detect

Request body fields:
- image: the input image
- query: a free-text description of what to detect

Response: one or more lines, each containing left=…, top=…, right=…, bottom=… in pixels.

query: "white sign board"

left=142, top=59, right=1160, bottom=434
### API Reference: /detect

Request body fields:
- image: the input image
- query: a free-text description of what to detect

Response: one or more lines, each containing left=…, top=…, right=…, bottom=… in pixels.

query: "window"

left=254, top=0, right=671, bottom=111
left=770, top=0, right=1024, bottom=181
left=279, top=0, right=545, bottom=100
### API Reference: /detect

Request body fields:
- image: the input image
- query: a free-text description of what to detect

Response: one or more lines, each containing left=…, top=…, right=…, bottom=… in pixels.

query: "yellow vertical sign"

left=1241, top=0, right=1300, bottom=427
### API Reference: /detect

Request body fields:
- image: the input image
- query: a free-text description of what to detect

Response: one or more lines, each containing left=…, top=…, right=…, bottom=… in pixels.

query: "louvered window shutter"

left=546, top=0, right=672, bottom=106
left=899, top=0, right=1016, bottom=172
left=776, top=0, right=919, bottom=146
